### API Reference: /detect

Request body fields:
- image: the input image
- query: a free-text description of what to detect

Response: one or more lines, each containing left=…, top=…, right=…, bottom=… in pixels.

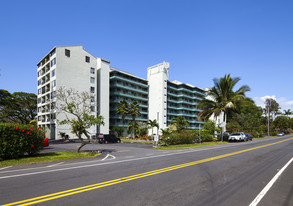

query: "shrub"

left=0, top=123, right=45, bottom=160
left=160, top=130, right=200, bottom=145
left=200, top=130, right=214, bottom=142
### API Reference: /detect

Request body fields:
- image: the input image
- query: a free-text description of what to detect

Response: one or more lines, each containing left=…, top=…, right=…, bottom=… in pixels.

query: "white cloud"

left=253, top=95, right=293, bottom=111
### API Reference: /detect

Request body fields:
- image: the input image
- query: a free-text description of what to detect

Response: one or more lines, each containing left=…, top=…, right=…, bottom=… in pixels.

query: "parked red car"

left=43, top=138, right=49, bottom=147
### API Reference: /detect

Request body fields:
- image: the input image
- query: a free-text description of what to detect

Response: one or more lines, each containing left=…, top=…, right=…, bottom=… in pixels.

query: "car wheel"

left=104, top=140, right=108, bottom=144
left=117, top=140, right=121, bottom=143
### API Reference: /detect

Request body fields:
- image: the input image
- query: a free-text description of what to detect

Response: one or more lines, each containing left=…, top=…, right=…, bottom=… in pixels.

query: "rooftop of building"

left=110, top=67, right=148, bottom=82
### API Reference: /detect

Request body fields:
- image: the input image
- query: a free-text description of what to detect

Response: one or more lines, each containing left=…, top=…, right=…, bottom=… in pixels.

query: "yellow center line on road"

left=3, top=137, right=293, bottom=206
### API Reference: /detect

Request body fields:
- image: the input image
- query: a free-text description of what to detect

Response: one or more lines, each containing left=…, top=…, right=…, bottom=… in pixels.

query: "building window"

left=90, top=87, right=95, bottom=93
left=52, top=69, right=55, bottom=77
left=38, top=98, right=41, bottom=104
left=91, top=97, right=95, bottom=102
left=38, top=89, right=41, bottom=95
left=51, top=91, right=56, bottom=99
left=90, top=77, right=95, bottom=84
left=52, top=80, right=56, bottom=88
left=50, top=49, right=56, bottom=56
left=51, top=58, right=56, bottom=67
left=90, top=67, right=95, bottom=74
left=85, top=56, right=90, bottom=63
left=65, top=49, right=70, bottom=57
left=91, top=106, right=95, bottom=112
left=51, top=113, right=56, bottom=120
left=38, top=80, right=41, bottom=86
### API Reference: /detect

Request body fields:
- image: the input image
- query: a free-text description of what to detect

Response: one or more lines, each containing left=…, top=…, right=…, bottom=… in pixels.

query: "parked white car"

left=228, top=132, right=246, bottom=142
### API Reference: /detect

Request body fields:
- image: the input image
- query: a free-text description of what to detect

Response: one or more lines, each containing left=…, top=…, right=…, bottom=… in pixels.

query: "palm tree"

left=129, top=101, right=141, bottom=121
left=116, top=99, right=129, bottom=129
left=129, top=101, right=141, bottom=137
left=198, top=74, right=250, bottom=132
left=147, top=119, right=159, bottom=136
left=171, top=116, right=189, bottom=131
left=283, top=109, right=292, bottom=117
left=127, top=120, right=139, bottom=138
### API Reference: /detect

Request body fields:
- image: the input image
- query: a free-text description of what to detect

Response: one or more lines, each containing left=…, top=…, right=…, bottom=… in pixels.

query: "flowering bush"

left=0, top=123, right=45, bottom=159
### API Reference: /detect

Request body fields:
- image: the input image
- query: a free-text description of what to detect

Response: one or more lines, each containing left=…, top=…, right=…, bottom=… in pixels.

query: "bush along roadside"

left=159, top=130, right=213, bottom=146
left=0, top=123, right=46, bottom=160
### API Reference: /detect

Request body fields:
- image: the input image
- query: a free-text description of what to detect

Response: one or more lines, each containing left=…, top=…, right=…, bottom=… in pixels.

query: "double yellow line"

left=3, top=137, right=293, bottom=206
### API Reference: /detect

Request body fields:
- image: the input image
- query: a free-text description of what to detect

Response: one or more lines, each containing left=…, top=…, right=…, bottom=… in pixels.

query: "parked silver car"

left=228, top=132, right=246, bottom=142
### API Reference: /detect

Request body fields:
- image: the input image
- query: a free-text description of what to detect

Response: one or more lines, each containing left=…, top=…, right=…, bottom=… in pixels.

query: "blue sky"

left=0, top=0, right=292, bottom=110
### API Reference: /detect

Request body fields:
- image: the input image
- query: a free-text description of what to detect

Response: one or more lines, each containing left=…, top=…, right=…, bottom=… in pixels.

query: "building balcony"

left=167, top=106, right=201, bottom=112
left=110, top=100, right=148, bottom=108
left=110, top=76, right=148, bottom=88
left=110, top=92, right=148, bottom=102
left=110, top=115, right=148, bottom=122
left=110, top=83, right=148, bottom=95
left=167, top=85, right=205, bottom=96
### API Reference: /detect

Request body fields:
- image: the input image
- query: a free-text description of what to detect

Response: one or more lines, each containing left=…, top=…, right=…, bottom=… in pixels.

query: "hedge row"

left=160, top=130, right=215, bottom=145
left=0, top=123, right=46, bottom=160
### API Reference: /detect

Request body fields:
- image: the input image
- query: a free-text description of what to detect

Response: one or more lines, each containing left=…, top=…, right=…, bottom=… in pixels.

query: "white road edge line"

left=0, top=166, right=12, bottom=171
left=46, top=162, right=64, bottom=168
left=249, top=156, right=293, bottom=206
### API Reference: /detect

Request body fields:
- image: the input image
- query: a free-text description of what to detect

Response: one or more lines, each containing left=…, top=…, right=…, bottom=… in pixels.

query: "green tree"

left=128, top=101, right=141, bottom=137
left=0, top=90, right=37, bottom=124
left=56, top=87, right=104, bottom=152
left=127, top=121, right=139, bottom=137
left=283, top=109, right=292, bottom=117
left=171, top=116, right=189, bottom=131
left=265, top=98, right=280, bottom=120
left=116, top=99, right=129, bottom=128
left=227, top=99, right=265, bottom=137
left=273, top=116, right=290, bottom=131
left=147, top=119, right=159, bottom=136
left=202, top=119, right=221, bottom=136
left=198, top=74, right=250, bottom=132
left=161, top=128, right=171, bottom=137
left=111, top=126, right=124, bottom=137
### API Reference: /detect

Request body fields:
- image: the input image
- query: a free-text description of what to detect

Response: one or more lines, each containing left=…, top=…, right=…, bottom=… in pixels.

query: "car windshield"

left=231, top=133, right=241, bottom=136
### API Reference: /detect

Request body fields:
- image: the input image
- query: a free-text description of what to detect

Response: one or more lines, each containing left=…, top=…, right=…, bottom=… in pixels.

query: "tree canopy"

left=198, top=74, right=250, bottom=132
left=0, top=90, right=37, bottom=124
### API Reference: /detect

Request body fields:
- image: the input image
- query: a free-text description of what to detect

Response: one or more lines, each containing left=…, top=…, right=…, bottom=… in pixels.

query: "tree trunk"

left=76, top=140, right=90, bottom=153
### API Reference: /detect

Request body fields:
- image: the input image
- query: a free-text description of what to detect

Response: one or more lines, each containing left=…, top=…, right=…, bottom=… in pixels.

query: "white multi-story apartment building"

left=37, top=46, right=109, bottom=139
left=37, top=46, right=205, bottom=139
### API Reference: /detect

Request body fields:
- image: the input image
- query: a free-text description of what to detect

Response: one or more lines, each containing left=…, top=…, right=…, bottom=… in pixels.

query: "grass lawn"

left=0, top=151, right=100, bottom=167
left=156, top=141, right=228, bottom=149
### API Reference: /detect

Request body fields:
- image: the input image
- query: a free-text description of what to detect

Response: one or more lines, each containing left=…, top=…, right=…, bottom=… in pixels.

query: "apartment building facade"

left=147, top=62, right=205, bottom=131
left=37, top=46, right=109, bottom=139
left=109, top=68, right=149, bottom=129
left=37, top=46, right=205, bottom=139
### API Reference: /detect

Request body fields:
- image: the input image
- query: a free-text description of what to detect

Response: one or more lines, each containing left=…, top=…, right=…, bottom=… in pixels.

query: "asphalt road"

left=1, top=136, right=293, bottom=206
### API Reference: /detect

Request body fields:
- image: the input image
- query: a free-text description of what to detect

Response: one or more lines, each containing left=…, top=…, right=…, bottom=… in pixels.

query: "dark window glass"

left=65, top=49, right=70, bottom=57
left=85, top=56, right=90, bottom=63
